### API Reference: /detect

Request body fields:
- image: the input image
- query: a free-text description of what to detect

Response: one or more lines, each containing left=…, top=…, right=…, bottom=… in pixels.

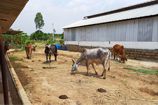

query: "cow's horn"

left=72, top=59, right=75, bottom=63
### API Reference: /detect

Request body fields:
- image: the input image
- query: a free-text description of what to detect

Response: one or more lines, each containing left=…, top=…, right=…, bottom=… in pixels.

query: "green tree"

left=2, top=32, right=31, bottom=49
left=34, top=12, right=45, bottom=30
left=30, top=30, right=50, bottom=41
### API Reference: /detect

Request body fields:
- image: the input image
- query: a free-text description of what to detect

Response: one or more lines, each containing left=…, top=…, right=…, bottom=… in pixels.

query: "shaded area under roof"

left=0, top=0, right=28, bottom=33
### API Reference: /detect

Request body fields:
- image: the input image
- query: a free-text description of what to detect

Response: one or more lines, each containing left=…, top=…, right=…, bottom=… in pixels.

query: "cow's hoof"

left=103, top=77, right=106, bottom=79
left=71, top=73, right=75, bottom=75
left=108, top=68, right=110, bottom=71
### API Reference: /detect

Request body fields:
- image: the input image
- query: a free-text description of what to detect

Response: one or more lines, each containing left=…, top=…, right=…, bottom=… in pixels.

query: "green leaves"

left=30, top=30, right=50, bottom=40
left=2, top=33, right=31, bottom=49
left=34, top=12, right=45, bottom=30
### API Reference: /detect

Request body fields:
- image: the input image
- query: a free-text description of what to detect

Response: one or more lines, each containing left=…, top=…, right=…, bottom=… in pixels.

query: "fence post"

left=0, top=40, right=9, bottom=105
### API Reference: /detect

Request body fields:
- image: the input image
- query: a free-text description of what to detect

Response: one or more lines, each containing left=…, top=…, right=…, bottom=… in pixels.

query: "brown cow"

left=25, top=43, right=33, bottom=59
left=112, top=44, right=127, bottom=63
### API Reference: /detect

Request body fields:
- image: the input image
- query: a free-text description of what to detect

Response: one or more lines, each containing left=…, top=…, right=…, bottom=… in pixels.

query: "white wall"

left=64, top=16, right=158, bottom=49
left=65, top=41, right=158, bottom=50
left=64, top=16, right=158, bottom=42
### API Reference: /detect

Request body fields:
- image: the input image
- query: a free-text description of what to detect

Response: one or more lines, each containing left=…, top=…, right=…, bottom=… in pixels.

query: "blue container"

left=55, top=44, right=67, bottom=50
left=55, top=44, right=62, bottom=50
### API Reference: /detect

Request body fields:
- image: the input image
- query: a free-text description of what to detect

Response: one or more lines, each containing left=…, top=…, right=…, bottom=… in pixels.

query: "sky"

left=11, top=0, right=150, bottom=34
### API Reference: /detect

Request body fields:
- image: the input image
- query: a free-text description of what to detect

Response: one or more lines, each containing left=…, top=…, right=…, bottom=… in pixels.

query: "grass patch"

left=124, top=66, right=158, bottom=75
left=9, top=56, right=22, bottom=62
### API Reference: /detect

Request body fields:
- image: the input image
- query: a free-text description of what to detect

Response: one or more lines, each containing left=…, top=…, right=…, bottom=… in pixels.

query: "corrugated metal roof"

left=63, top=3, right=158, bottom=29
left=85, top=0, right=157, bottom=19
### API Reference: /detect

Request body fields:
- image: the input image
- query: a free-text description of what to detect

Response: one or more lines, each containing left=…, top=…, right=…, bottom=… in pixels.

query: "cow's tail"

left=104, top=49, right=111, bottom=71
left=108, top=50, right=111, bottom=71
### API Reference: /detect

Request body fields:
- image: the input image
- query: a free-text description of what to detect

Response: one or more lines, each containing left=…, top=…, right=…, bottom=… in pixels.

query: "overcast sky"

left=11, top=0, right=150, bottom=34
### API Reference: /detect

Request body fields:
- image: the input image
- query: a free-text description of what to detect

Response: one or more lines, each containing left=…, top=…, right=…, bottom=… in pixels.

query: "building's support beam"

left=0, top=27, right=9, bottom=105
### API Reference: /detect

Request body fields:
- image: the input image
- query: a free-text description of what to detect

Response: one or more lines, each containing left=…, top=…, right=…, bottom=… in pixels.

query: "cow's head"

left=71, top=59, right=78, bottom=74
left=121, top=55, right=127, bottom=63
left=32, top=45, right=37, bottom=51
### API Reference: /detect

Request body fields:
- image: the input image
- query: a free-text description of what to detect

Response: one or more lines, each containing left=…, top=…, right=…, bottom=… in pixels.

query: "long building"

left=63, top=1, right=158, bottom=50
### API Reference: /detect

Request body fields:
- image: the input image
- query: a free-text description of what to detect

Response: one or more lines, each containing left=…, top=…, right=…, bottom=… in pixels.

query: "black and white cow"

left=44, top=44, right=58, bottom=62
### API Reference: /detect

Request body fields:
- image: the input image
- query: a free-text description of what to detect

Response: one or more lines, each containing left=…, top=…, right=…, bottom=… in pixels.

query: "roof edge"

left=64, top=14, right=158, bottom=29
left=84, top=0, right=158, bottom=19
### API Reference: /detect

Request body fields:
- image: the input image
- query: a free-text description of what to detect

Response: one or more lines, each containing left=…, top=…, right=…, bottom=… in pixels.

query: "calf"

left=112, top=44, right=127, bottom=63
left=71, top=48, right=111, bottom=79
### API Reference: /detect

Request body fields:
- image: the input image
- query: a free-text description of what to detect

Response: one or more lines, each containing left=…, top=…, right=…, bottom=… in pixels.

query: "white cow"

left=71, top=48, right=111, bottom=79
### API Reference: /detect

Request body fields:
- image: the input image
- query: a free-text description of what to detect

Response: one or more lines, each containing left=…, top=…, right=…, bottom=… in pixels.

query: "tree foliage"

left=46, top=33, right=64, bottom=45
left=2, top=32, right=31, bottom=49
left=30, top=30, right=50, bottom=40
left=34, top=12, right=45, bottom=30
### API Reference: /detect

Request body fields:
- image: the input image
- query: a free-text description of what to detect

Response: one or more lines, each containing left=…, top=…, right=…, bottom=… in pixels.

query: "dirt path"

left=9, top=48, right=158, bottom=105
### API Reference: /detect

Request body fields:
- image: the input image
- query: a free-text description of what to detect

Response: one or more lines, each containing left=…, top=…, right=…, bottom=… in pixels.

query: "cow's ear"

left=72, top=59, right=75, bottom=64
left=82, top=48, right=86, bottom=53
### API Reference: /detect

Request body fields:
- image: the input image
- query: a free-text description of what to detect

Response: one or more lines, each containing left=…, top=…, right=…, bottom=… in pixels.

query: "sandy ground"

left=8, top=48, right=158, bottom=105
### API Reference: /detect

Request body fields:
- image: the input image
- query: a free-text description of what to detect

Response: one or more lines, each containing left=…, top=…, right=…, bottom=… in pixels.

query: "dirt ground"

left=9, top=47, right=158, bottom=105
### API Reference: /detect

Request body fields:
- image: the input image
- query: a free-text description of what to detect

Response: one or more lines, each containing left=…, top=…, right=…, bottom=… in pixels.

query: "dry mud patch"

left=9, top=49, right=158, bottom=105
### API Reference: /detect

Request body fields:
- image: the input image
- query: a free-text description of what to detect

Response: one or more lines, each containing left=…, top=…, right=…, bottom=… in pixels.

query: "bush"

left=59, top=39, right=64, bottom=44
left=2, top=33, right=31, bottom=49
left=30, top=30, right=51, bottom=40
left=46, top=40, right=56, bottom=45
